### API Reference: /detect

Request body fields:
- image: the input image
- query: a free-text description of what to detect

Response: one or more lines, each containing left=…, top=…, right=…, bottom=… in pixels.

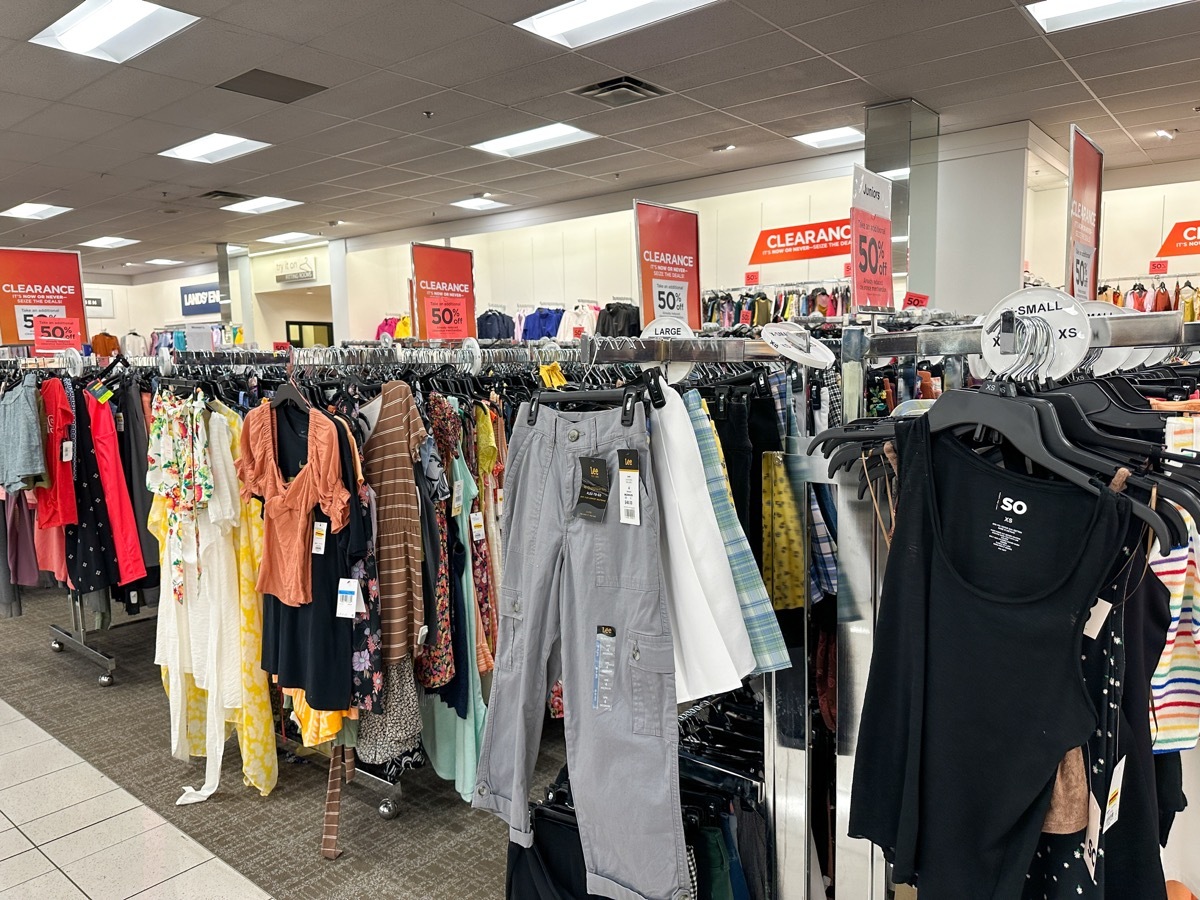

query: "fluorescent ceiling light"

left=144, top=258, right=183, bottom=265
left=30, top=0, right=198, bottom=64
left=515, top=0, right=720, bottom=48
left=1025, top=0, right=1192, bottom=32
left=1155, top=128, right=1176, bottom=139
left=159, top=133, right=271, bottom=164
left=221, top=195, right=303, bottom=214
left=259, top=232, right=318, bottom=244
left=472, top=123, right=596, bottom=158
left=79, top=236, right=138, bottom=248
left=0, top=202, right=72, bottom=220
left=879, top=167, right=910, bottom=180
left=791, top=126, right=864, bottom=149
left=451, top=197, right=511, bottom=210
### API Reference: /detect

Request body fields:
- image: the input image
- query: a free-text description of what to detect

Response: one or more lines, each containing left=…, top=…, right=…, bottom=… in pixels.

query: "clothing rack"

left=1099, top=271, right=1200, bottom=283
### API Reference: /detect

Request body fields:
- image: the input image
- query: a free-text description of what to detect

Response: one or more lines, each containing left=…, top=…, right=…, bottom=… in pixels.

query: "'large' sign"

left=749, top=218, right=852, bottom=265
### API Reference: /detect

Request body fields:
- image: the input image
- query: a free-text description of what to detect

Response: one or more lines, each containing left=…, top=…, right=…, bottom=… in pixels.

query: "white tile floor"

left=0, top=699, right=271, bottom=900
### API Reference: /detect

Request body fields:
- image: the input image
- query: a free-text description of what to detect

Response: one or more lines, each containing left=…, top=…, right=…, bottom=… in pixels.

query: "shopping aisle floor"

left=0, top=592, right=567, bottom=899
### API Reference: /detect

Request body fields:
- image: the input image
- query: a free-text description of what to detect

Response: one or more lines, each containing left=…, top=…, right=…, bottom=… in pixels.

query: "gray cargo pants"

left=472, top=402, right=690, bottom=900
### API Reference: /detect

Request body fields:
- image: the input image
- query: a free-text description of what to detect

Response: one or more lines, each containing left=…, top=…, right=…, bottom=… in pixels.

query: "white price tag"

left=618, top=449, right=641, bottom=526
left=1083, top=597, right=1112, bottom=640
left=451, top=478, right=464, bottom=518
left=651, top=278, right=688, bottom=317
left=114, top=412, right=124, bottom=433
left=335, top=578, right=357, bottom=618
left=1104, top=756, right=1126, bottom=833
left=355, top=582, right=366, bottom=614
left=470, top=511, right=486, bottom=542
left=311, top=521, right=328, bottom=555
left=495, top=487, right=504, bottom=517
left=15, top=304, right=65, bottom=341
left=60, top=440, right=73, bottom=463
left=1073, top=242, right=1096, bottom=302
left=1084, top=791, right=1100, bottom=882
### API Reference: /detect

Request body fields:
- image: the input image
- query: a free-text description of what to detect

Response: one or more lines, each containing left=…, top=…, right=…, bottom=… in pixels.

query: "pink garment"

left=31, top=498, right=67, bottom=583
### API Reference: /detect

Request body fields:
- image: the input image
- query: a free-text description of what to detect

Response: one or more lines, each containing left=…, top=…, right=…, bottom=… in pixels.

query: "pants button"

left=477, top=785, right=489, bottom=797
left=568, top=428, right=580, bottom=441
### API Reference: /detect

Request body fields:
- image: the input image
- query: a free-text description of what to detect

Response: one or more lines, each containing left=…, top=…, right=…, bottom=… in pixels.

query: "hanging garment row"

left=811, top=312, right=1200, bottom=900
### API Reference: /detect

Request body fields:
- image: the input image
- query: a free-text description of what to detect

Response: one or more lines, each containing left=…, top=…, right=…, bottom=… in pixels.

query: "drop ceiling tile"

left=253, top=46, right=377, bottom=92
left=342, top=135, right=458, bottom=166
left=420, top=107, right=554, bottom=146
left=41, top=143, right=146, bottom=175
left=228, top=144, right=326, bottom=175
left=127, top=19, right=295, bottom=86
left=937, top=83, right=1093, bottom=129
left=1118, top=103, right=1200, bottom=128
left=791, top=0, right=1013, bottom=54
left=655, top=125, right=784, bottom=159
left=325, top=167, right=423, bottom=193
left=7, top=103, right=129, bottom=144
left=577, top=2, right=775, bottom=71
left=685, top=58, right=855, bottom=108
left=458, top=54, right=625, bottom=106
left=90, top=118, right=210, bottom=155
left=65, top=68, right=207, bottom=117
left=516, top=91, right=606, bottom=122
left=522, top=137, right=636, bottom=168
left=0, top=132, right=74, bottom=164
left=363, top=91, right=501, bottom=134
left=295, top=70, right=441, bottom=119
left=268, top=182, right=359, bottom=203
left=234, top=107, right=348, bottom=145
left=445, top=158, right=546, bottom=183
left=730, top=0, right=872, bottom=30
left=562, top=149, right=675, bottom=177
left=0, top=1, right=80, bottom=40
left=571, top=96, right=713, bottom=138
left=49, top=173, right=154, bottom=199
left=618, top=110, right=749, bottom=148
left=285, top=156, right=380, bottom=185
left=1091, top=64, right=1200, bottom=99
left=705, top=139, right=808, bottom=168
left=600, top=161, right=708, bottom=189
left=1026, top=99, right=1110, bottom=126
left=145, top=86, right=279, bottom=130
left=522, top=179, right=617, bottom=203
left=450, top=0, right=555, bottom=21
left=0, top=92, right=52, bottom=131
left=310, top=0, right=494, bottom=67
left=1145, top=141, right=1200, bottom=163
left=913, top=63, right=1076, bottom=110
left=391, top=25, right=564, bottom=88
left=1045, top=4, right=1200, bottom=56
left=395, top=175, right=476, bottom=197
left=726, top=80, right=891, bottom=126
left=291, top=121, right=401, bottom=156
left=1035, top=116, right=1119, bottom=143
left=1102, top=81, right=1200, bottom=114
left=214, top=0, right=394, bottom=42
left=3, top=164, right=92, bottom=192
left=760, top=103, right=866, bottom=138
left=869, top=39, right=1059, bottom=96
left=0, top=43, right=114, bottom=102
left=397, top=147, right=497, bottom=175
left=420, top=185, right=534, bottom=206
left=486, top=168, right=579, bottom=192
left=636, top=32, right=815, bottom=93
left=1068, top=33, right=1200, bottom=80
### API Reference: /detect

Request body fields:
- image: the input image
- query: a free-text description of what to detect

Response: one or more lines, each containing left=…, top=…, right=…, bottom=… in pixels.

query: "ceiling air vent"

left=197, top=190, right=253, bottom=203
left=573, top=76, right=669, bottom=108
left=218, top=69, right=327, bottom=104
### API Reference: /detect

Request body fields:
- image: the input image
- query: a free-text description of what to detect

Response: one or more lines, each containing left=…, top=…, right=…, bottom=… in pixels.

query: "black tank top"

left=848, top=415, right=1130, bottom=899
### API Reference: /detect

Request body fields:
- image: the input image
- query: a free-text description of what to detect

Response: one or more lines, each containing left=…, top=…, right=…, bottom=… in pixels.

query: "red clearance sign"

left=749, top=218, right=851, bottom=265
left=0, top=248, right=88, bottom=345
left=1157, top=221, right=1200, bottom=257
left=411, top=244, right=476, bottom=341
left=1067, top=126, right=1103, bottom=301
left=635, top=200, right=700, bottom=327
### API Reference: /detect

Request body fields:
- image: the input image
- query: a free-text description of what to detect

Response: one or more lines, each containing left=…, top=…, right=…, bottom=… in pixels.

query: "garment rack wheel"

left=50, top=640, right=64, bottom=652
left=377, top=784, right=402, bottom=820
left=98, top=673, right=115, bottom=687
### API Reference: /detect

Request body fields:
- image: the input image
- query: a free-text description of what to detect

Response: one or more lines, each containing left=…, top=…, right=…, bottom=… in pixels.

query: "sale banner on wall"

left=0, top=248, right=88, bottom=345
left=635, top=200, right=700, bottom=327
left=850, top=165, right=893, bottom=308
left=1157, top=220, right=1200, bottom=257
left=1067, top=125, right=1103, bottom=301
left=748, top=218, right=851, bottom=265
left=411, top=243, right=476, bottom=341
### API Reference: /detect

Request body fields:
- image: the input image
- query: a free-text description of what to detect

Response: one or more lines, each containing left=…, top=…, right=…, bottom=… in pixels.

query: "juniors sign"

left=635, top=200, right=700, bottom=327
left=749, top=218, right=852, bottom=265
left=850, top=165, right=893, bottom=308
left=1067, top=125, right=1103, bottom=301
left=411, top=243, right=476, bottom=341
left=180, top=282, right=221, bottom=317
left=0, top=248, right=88, bottom=345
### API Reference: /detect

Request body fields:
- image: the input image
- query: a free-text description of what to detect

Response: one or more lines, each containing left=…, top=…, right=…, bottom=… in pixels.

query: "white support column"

left=329, top=238, right=349, bottom=344
left=235, top=253, right=255, bottom=345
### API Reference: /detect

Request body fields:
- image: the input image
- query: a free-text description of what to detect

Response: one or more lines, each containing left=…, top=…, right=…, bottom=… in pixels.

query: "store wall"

left=1098, top=180, right=1200, bottom=281
left=345, top=244, right=411, bottom=340
left=255, top=287, right=333, bottom=345
left=1025, top=187, right=1069, bottom=287
left=84, top=270, right=226, bottom=339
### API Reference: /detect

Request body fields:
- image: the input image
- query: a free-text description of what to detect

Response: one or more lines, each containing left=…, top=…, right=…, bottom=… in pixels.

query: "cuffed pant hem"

left=586, top=871, right=691, bottom=900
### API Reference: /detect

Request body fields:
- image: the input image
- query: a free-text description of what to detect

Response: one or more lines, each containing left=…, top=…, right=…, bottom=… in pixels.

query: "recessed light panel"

left=791, top=126, right=864, bottom=149
left=451, top=198, right=511, bottom=210
left=879, top=167, right=910, bottom=180
left=80, top=236, right=139, bottom=248
left=515, top=0, right=721, bottom=48
left=221, top=196, right=303, bottom=214
left=145, top=258, right=183, bottom=264
left=0, top=203, right=73, bottom=220
left=472, top=123, right=597, bottom=158
left=259, top=232, right=318, bottom=244
left=159, top=133, right=271, bottom=164
left=1025, top=0, right=1193, bottom=32
left=30, top=0, right=198, bottom=64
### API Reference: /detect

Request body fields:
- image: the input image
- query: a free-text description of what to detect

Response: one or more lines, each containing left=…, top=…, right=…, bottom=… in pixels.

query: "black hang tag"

left=618, top=449, right=639, bottom=472
left=573, top=456, right=610, bottom=521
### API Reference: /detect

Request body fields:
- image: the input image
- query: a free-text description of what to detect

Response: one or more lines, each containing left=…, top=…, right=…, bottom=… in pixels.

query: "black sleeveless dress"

left=848, top=415, right=1130, bottom=899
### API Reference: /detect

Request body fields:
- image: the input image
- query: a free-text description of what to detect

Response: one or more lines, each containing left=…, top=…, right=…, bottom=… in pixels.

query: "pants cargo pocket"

left=498, top=589, right=525, bottom=673
left=628, top=633, right=674, bottom=737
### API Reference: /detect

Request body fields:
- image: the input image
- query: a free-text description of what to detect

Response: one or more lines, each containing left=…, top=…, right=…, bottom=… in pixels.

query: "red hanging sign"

left=843, top=262, right=852, bottom=278
left=411, top=244, right=476, bottom=341
left=744, top=271, right=760, bottom=285
left=0, top=248, right=89, bottom=345
left=850, top=166, right=893, bottom=308
left=1149, top=259, right=1169, bottom=275
left=1157, top=222, right=1200, bottom=257
left=902, top=292, right=930, bottom=309
left=635, top=200, right=700, bottom=327
left=1067, top=126, right=1103, bottom=301
left=748, top=218, right=852, bottom=265
left=33, top=316, right=81, bottom=353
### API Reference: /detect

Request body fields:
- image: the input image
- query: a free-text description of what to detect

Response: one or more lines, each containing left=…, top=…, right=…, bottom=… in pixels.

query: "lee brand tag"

left=1084, top=792, right=1101, bottom=882
left=573, top=457, right=610, bottom=522
left=1083, top=597, right=1112, bottom=640
left=618, top=449, right=641, bottom=526
left=451, top=478, right=464, bottom=518
left=311, top=521, right=328, bottom=555
left=470, top=511, right=486, bottom=541
left=593, top=625, right=616, bottom=711
left=335, top=578, right=357, bottom=618
left=60, top=440, right=73, bottom=463
left=114, top=412, right=124, bottom=432
left=1104, top=756, right=1126, bottom=833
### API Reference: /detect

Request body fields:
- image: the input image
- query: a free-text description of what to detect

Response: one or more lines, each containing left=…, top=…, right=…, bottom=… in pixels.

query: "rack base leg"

left=49, top=623, right=118, bottom=686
